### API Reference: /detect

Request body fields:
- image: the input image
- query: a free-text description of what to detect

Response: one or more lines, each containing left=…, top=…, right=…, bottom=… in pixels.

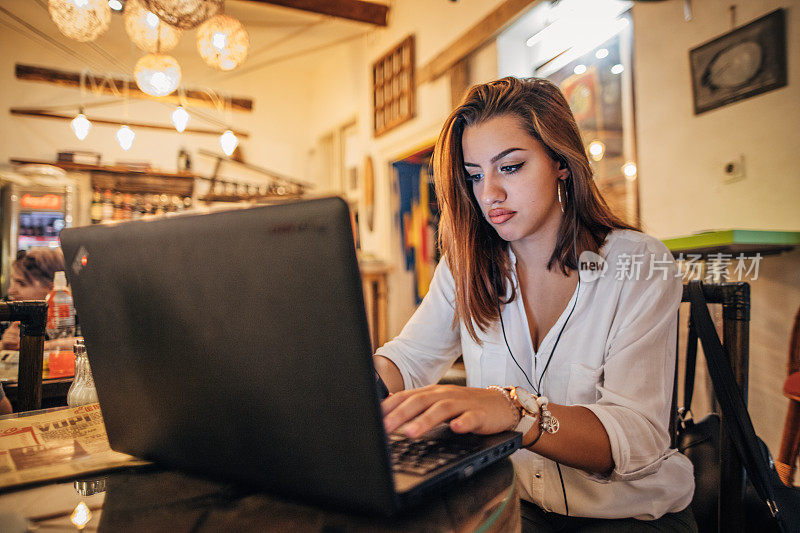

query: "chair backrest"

left=789, top=306, right=800, bottom=377
left=0, top=301, right=47, bottom=411
left=673, top=282, right=750, bottom=533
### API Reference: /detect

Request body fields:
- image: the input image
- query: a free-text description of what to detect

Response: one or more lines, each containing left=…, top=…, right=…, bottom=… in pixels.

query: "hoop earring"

left=557, top=180, right=565, bottom=213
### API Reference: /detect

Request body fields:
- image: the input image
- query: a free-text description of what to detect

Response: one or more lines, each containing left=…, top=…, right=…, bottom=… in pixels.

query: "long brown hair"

left=433, top=76, right=634, bottom=342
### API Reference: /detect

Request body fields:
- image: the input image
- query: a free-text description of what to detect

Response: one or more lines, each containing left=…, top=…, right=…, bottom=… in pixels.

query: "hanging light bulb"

left=171, top=105, right=190, bottom=132
left=134, top=53, right=181, bottom=96
left=116, top=125, right=135, bottom=150
left=71, top=110, right=91, bottom=140
left=219, top=129, right=238, bottom=156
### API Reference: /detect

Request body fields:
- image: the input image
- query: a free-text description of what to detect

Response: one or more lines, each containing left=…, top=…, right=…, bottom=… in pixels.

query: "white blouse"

left=376, top=229, right=695, bottom=520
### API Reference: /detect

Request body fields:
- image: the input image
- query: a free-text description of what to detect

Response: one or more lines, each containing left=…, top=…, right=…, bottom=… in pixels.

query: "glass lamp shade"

left=171, top=105, right=190, bottom=132
left=124, top=0, right=182, bottom=53
left=71, top=113, right=91, bottom=140
left=219, top=130, right=238, bottom=156
left=116, top=125, right=135, bottom=151
left=197, top=14, right=249, bottom=71
left=142, top=0, right=222, bottom=30
left=48, top=0, right=111, bottom=42
left=134, top=53, right=181, bottom=96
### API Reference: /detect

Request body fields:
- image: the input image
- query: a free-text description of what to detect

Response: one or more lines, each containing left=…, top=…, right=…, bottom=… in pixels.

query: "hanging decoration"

left=219, top=129, right=238, bottom=156
left=48, top=0, right=111, bottom=42
left=124, top=0, right=182, bottom=53
left=71, top=110, right=91, bottom=140
left=135, top=53, right=181, bottom=96
left=116, top=125, right=135, bottom=151
left=196, top=14, right=249, bottom=71
left=171, top=105, right=190, bottom=132
left=71, top=70, right=91, bottom=140
left=142, top=0, right=223, bottom=30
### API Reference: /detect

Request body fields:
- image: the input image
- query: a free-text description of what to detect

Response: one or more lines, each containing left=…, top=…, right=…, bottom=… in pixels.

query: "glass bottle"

left=67, top=339, right=99, bottom=407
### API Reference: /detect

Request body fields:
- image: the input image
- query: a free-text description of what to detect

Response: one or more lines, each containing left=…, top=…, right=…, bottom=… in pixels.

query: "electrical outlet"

left=723, top=154, right=745, bottom=183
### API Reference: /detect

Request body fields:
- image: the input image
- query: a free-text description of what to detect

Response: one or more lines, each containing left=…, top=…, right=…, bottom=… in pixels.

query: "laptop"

left=59, top=196, right=521, bottom=516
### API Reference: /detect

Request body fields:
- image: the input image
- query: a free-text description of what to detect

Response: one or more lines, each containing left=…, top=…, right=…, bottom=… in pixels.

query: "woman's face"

left=8, top=267, right=50, bottom=301
left=462, top=114, right=568, bottom=246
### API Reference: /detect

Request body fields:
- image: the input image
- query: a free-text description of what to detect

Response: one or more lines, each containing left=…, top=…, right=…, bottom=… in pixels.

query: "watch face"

left=514, top=387, right=538, bottom=412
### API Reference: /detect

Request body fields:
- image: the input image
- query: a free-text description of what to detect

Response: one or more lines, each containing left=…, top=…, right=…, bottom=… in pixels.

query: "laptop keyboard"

left=389, top=432, right=484, bottom=475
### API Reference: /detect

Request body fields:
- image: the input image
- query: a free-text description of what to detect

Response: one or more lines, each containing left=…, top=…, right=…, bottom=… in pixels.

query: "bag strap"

left=687, top=281, right=782, bottom=523
left=682, top=315, right=698, bottom=415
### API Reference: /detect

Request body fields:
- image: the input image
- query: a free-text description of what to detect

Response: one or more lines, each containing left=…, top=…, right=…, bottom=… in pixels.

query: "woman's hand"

left=1, top=322, right=20, bottom=351
left=381, top=384, right=517, bottom=438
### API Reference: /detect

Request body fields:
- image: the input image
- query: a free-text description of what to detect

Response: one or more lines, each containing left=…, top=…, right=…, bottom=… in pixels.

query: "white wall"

left=298, top=0, right=508, bottom=334
left=632, top=0, right=800, bottom=239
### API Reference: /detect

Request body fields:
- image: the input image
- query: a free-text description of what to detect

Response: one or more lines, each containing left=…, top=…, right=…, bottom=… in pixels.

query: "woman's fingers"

left=403, top=398, right=463, bottom=438
left=450, top=410, right=483, bottom=434
left=383, top=388, right=440, bottom=434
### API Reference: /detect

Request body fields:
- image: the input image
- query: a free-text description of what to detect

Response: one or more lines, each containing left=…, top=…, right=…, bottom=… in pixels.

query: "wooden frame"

left=16, top=64, right=253, bottom=112
left=689, top=9, right=787, bottom=115
left=372, top=35, right=415, bottom=137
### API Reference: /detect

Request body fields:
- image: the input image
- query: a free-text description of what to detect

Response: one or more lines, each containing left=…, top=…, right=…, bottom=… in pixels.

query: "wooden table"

left=0, top=409, right=520, bottom=532
left=0, top=359, right=72, bottom=410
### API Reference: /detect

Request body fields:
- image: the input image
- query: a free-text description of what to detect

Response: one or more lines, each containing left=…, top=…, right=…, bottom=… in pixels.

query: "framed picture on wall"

left=689, top=9, right=786, bottom=115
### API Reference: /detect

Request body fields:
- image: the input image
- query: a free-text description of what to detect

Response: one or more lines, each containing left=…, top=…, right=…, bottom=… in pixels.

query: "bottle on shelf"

left=102, top=189, right=114, bottom=221
left=67, top=339, right=98, bottom=407
left=122, top=194, right=133, bottom=220
left=90, top=189, right=103, bottom=224
left=113, top=191, right=124, bottom=220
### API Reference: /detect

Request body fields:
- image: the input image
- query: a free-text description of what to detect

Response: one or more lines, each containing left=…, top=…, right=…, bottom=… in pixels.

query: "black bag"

left=678, top=281, right=800, bottom=533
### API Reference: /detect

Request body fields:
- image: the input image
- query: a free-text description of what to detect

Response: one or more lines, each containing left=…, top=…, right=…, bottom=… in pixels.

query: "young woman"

left=374, top=77, right=696, bottom=531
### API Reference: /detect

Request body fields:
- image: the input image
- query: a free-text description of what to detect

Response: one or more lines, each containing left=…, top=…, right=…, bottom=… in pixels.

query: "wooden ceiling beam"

left=9, top=109, right=250, bottom=138
left=243, top=0, right=388, bottom=27
left=15, top=64, right=254, bottom=113
left=417, top=0, right=536, bottom=85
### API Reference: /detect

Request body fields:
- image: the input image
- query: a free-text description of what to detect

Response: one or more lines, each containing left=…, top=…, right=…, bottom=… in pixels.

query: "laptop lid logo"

left=71, top=246, right=89, bottom=275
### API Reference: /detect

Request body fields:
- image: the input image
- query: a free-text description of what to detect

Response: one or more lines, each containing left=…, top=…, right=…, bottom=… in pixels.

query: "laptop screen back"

left=60, top=197, right=396, bottom=513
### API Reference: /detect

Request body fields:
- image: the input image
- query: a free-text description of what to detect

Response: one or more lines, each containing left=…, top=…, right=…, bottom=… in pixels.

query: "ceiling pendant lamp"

left=71, top=110, right=91, bottom=140
left=116, top=125, right=135, bottom=151
left=142, top=0, right=223, bottom=30
left=124, top=0, right=182, bottom=53
left=171, top=105, right=190, bottom=132
left=48, top=0, right=111, bottom=42
left=196, top=14, right=249, bottom=71
left=219, top=129, right=238, bottom=156
left=134, top=53, right=181, bottom=96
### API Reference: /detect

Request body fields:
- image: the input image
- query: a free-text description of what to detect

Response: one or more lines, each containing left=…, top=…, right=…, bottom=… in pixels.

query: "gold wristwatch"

left=504, top=386, right=540, bottom=436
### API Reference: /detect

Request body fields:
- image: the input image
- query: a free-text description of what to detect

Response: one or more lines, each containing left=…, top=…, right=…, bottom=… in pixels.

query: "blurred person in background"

left=0, top=248, right=76, bottom=414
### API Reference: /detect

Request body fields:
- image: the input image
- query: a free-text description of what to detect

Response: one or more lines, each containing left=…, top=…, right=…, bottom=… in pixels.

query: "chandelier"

left=196, top=14, right=249, bottom=71
left=124, top=0, right=182, bottom=53
left=142, top=0, right=223, bottom=30
left=134, top=53, right=181, bottom=96
left=48, top=0, right=111, bottom=42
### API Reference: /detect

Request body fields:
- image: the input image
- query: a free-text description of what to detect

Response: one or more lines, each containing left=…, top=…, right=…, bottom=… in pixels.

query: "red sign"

left=20, top=194, right=62, bottom=210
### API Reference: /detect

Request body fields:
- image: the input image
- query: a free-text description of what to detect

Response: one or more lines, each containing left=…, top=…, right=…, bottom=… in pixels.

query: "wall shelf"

left=663, top=229, right=800, bottom=257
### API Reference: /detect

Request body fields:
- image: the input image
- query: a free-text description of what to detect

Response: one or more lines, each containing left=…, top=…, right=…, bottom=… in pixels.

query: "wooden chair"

left=0, top=301, right=47, bottom=412
left=776, top=306, right=800, bottom=486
